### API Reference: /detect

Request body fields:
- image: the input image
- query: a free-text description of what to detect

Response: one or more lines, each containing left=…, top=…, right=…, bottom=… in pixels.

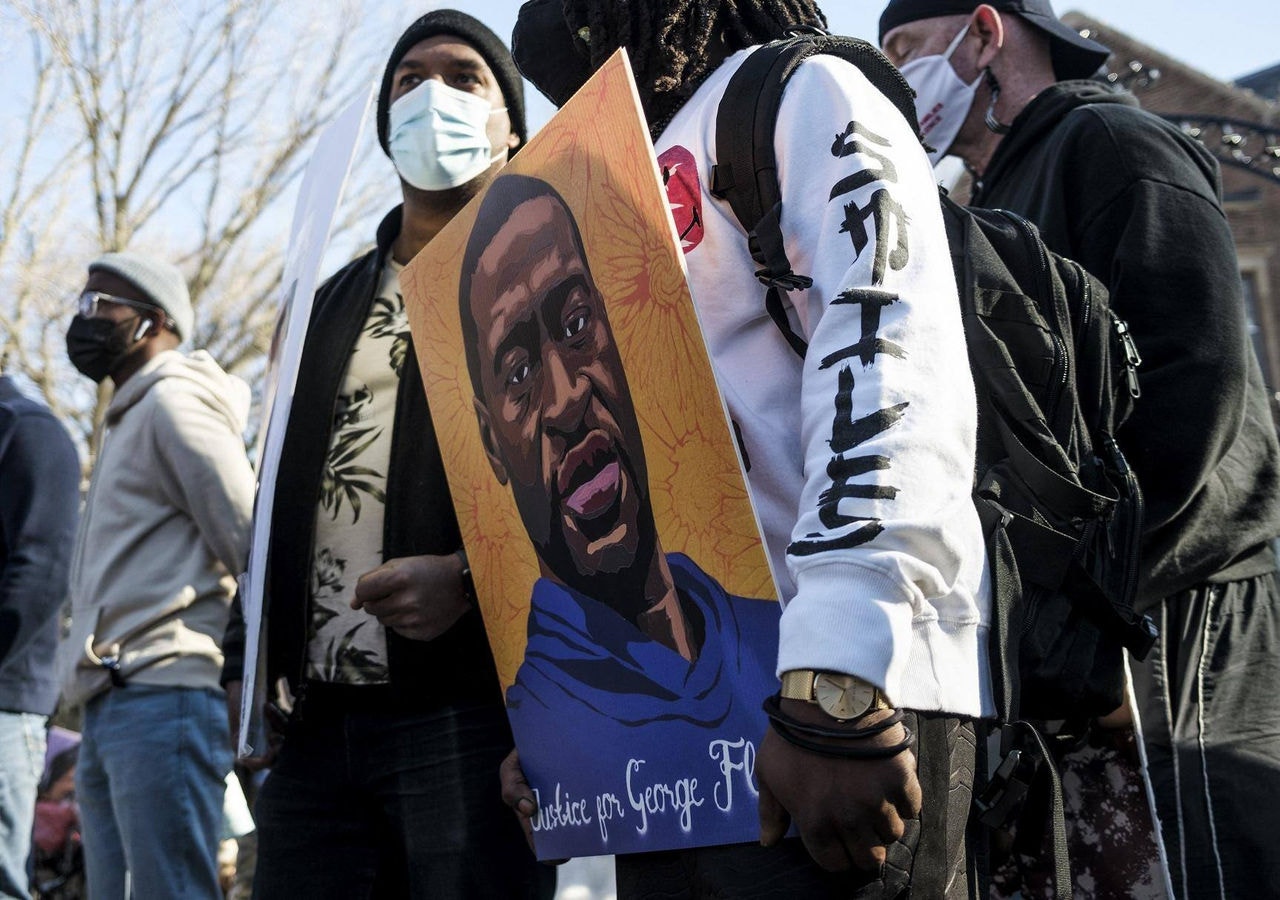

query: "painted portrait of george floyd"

left=402, top=52, right=780, bottom=861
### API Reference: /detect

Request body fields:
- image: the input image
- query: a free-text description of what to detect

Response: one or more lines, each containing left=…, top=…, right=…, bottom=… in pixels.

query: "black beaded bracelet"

left=769, top=719, right=915, bottom=759
left=762, top=694, right=904, bottom=739
left=762, top=694, right=914, bottom=759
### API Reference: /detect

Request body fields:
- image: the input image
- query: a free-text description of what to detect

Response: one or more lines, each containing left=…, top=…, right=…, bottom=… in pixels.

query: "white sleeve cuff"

left=777, top=561, right=993, bottom=718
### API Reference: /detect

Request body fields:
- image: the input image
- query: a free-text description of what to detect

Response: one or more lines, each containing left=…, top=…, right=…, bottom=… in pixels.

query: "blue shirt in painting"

left=505, top=553, right=780, bottom=859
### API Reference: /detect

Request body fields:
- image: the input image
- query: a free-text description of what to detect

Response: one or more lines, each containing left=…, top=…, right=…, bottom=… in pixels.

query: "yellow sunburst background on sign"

left=402, top=51, right=776, bottom=692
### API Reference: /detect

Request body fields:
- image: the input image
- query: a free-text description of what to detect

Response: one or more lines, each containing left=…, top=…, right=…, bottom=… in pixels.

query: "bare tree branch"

left=0, top=0, right=390, bottom=459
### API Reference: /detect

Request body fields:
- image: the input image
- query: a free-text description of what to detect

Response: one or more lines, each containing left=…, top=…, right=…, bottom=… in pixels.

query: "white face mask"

left=389, top=80, right=507, bottom=191
left=898, top=24, right=982, bottom=166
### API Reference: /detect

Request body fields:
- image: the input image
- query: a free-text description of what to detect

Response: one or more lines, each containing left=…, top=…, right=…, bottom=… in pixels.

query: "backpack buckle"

left=782, top=25, right=827, bottom=39
left=974, top=745, right=1037, bottom=829
left=755, top=268, right=813, bottom=292
left=1127, top=613, right=1159, bottom=660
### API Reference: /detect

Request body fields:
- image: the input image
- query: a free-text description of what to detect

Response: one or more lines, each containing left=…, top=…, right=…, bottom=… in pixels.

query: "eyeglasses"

left=77, top=290, right=175, bottom=330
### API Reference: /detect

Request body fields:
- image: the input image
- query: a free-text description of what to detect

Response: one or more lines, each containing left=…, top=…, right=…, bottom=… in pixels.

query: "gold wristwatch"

left=780, top=670, right=891, bottom=722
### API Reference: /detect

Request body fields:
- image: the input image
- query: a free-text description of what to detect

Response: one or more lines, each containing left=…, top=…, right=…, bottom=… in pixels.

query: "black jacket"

left=0, top=376, right=80, bottom=715
left=971, top=81, right=1280, bottom=609
left=221, top=208, right=503, bottom=710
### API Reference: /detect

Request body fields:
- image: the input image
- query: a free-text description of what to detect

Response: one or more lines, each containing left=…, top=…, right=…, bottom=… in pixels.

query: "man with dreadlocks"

left=505, top=1, right=992, bottom=898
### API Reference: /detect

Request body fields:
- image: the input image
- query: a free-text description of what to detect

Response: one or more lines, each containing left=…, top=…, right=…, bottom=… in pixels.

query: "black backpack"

left=710, top=31, right=1159, bottom=889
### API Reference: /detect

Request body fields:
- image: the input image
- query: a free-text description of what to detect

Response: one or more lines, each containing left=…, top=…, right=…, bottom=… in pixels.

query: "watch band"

left=780, top=669, right=821, bottom=702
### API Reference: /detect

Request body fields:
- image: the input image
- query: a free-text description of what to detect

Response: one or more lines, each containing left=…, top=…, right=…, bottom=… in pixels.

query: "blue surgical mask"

left=388, top=80, right=506, bottom=191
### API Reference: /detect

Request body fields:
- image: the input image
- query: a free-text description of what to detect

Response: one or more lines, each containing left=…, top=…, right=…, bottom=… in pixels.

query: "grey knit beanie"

left=88, top=252, right=194, bottom=341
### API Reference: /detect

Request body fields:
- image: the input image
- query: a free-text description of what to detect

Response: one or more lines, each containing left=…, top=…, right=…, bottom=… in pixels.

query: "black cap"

left=376, top=9, right=527, bottom=157
left=878, top=0, right=1111, bottom=81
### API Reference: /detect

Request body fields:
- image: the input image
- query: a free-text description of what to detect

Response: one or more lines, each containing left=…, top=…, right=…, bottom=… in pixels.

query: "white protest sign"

left=238, top=85, right=374, bottom=758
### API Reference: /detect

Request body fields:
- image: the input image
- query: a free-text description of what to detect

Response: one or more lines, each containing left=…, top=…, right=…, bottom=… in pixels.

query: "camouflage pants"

left=989, top=724, right=1167, bottom=899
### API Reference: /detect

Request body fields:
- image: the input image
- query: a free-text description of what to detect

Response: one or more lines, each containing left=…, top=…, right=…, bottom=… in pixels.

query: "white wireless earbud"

left=134, top=319, right=155, bottom=341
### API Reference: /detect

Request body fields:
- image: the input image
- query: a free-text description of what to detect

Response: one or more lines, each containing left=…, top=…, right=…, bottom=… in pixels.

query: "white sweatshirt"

left=656, top=49, right=993, bottom=717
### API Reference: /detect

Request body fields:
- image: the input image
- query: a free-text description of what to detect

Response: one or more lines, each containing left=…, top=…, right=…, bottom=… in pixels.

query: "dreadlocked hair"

left=563, top=0, right=827, bottom=137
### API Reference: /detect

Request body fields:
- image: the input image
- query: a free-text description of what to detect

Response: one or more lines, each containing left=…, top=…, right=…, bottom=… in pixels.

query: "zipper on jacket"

left=1070, top=265, right=1104, bottom=434
left=1114, top=318, right=1142, bottom=400
left=1047, top=332, right=1070, bottom=431
left=293, top=254, right=388, bottom=696
left=1075, top=263, right=1093, bottom=353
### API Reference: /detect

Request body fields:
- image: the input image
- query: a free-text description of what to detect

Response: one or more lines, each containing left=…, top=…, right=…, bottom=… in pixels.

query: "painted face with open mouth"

left=468, top=185, right=653, bottom=585
left=559, top=431, right=623, bottom=529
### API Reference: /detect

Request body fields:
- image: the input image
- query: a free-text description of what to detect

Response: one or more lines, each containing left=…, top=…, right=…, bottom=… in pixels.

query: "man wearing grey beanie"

left=60, top=250, right=255, bottom=899
left=218, top=8, right=551, bottom=898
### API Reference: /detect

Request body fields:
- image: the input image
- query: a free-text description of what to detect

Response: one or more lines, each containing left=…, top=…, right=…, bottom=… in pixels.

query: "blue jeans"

left=252, top=695, right=554, bottom=899
left=77, top=686, right=231, bottom=900
left=0, top=711, right=45, bottom=900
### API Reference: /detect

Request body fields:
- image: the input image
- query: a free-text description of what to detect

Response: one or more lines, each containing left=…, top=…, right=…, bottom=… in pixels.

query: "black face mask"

left=512, top=0, right=595, bottom=108
left=66, top=314, right=140, bottom=383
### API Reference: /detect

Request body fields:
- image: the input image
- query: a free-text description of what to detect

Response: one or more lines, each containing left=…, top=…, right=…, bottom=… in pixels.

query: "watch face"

left=813, top=673, right=875, bottom=721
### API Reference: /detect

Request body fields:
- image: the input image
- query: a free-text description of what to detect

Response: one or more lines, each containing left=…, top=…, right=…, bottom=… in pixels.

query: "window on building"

left=1242, top=270, right=1275, bottom=391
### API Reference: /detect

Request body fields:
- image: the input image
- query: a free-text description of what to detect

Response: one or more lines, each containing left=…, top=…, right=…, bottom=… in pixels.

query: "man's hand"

left=224, top=679, right=285, bottom=771
left=351, top=553, right=470, bottom=642
left=1097, top=693, right=1133, bottom=729
left=756, top=701, right=921, bottom=872
left=500, top=748, right=539, bottom=853
left=500, top=748, right=569, bottom=865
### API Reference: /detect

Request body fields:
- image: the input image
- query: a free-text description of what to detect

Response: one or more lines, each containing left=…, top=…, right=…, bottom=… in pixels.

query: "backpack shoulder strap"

left=711, top=33, right=921, bottom=358
left=712, top=33, right=920, bottom=230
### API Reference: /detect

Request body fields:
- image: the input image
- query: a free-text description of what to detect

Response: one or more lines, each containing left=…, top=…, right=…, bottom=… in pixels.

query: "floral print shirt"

left=305, top=260, right=409, bottom=684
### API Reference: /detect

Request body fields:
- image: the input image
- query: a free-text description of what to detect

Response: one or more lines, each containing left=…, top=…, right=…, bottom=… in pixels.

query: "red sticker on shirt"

left=658, top=145, right=704, bottom=254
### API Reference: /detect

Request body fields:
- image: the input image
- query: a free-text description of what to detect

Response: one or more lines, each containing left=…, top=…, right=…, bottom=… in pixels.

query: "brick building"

left=1062, top=12, right=1280, bottom=414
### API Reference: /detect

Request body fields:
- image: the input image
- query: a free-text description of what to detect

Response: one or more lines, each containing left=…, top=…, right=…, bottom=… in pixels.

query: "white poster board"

left=237, top=86, right=374, bottom=757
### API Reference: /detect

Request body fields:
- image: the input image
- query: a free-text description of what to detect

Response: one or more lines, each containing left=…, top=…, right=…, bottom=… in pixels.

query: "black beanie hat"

left=878, top=0, right=1111, bottom=81
left=376, top=9, right=527, bottom=157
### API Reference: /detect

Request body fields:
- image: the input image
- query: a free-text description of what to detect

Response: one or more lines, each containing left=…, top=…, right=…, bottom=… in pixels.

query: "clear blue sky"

left=824, top=1, right=1279, bottom=83
left=430, top=0, right=1278, bottom=133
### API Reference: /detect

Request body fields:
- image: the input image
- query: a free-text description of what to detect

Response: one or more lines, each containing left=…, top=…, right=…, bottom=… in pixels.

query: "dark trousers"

left=1130, top=572, right=1280, bottom=900
left=251, top=695, right=554, bottom=900
left=615, top=713, right=978, bottom=899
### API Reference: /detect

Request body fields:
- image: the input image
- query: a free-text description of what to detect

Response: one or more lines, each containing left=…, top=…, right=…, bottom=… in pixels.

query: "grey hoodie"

left=59, top=350, right=255, bottom=707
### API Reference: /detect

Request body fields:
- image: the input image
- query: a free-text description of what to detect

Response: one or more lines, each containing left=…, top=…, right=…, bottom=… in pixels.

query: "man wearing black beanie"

left=220, top=10, right=552, bottom=898
left=881, top=4, right=1280, bottom=899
